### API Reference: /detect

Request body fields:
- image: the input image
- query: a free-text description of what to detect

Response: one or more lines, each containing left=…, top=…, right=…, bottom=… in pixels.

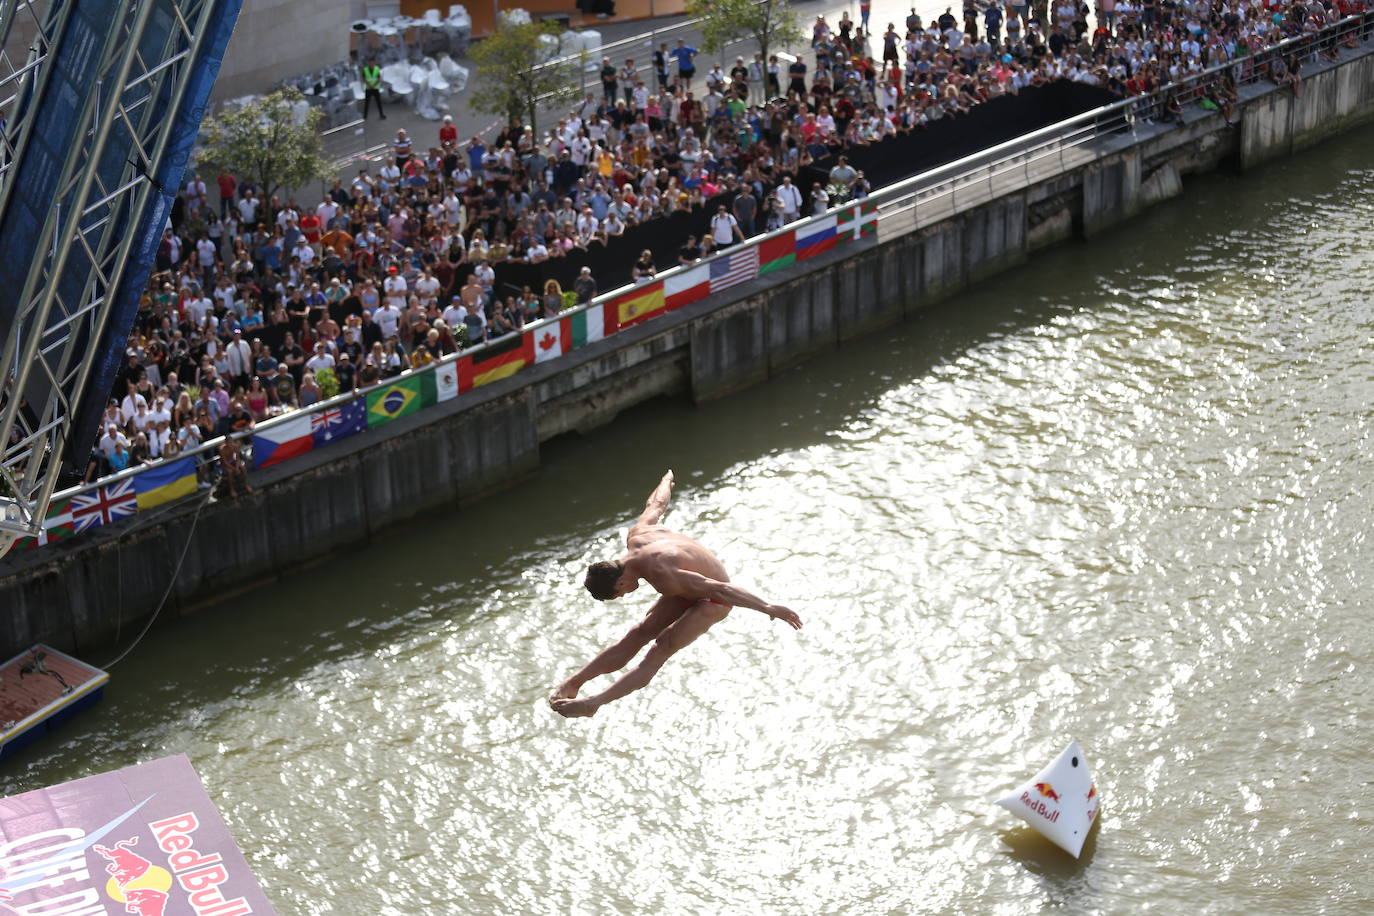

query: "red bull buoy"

left=996, top=739, right=1101, bottom=858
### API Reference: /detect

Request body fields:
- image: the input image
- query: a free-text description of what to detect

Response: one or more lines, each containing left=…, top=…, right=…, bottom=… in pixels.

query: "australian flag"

left=311, top=398, right=367, bottom=447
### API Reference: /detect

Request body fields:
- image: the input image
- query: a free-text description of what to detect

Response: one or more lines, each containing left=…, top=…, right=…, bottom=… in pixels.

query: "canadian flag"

left=532, top=319, right=569, bottom=364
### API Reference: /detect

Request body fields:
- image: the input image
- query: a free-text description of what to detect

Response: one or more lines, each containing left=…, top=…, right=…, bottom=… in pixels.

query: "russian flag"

left=252, top=413, right=314, bottom=468
left=795, top=215, right=839, bottom=260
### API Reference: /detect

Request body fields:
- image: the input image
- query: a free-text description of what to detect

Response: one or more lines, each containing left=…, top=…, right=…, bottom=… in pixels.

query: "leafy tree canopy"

left=468, top=16, right=582, bottom=138
left=684, top=0, right=803, bottom=68
left=196, top=88, right=330, bottom=204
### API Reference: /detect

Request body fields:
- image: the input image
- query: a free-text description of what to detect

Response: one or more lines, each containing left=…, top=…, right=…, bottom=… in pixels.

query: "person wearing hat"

left=223, top=327, right=252, bottom=391
left=383, top=263, right=407, bottom=311
left=334, top=351, right=355, bottom=393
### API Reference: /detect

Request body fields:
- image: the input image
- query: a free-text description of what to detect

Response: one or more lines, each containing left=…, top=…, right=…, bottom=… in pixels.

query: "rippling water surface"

left=8, top=127, right=1374, bottom=914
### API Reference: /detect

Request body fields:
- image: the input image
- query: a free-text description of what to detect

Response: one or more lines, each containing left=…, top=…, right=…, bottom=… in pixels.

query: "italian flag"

left=571, top=302, right=614, bottom=347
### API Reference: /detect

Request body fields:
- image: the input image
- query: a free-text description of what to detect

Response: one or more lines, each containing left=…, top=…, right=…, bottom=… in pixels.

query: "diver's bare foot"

left=548, top=680, right=580, bottom=706
left=551, top=697, right=599, bottom=718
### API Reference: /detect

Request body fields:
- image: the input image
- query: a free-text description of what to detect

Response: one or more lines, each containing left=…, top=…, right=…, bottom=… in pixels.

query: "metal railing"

left=25, top=10, right=1374, bottom=546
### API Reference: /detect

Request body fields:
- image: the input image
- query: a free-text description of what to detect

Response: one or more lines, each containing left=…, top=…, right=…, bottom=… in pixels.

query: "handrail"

left=38, top=10, right=1374, bottom=521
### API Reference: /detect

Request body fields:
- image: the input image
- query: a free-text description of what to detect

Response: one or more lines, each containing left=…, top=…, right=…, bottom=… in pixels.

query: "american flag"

left=71, top=478, right=137, bottom=532
left=709, top=246, right=759, bottom=295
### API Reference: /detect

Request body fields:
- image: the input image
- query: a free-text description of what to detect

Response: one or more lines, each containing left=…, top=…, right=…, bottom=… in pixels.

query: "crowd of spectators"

left=96, top=0, right=1365, bottom=485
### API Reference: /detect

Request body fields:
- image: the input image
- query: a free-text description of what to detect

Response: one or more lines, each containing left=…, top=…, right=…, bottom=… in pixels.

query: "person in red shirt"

left=298, top=210, right=322, bottom=252
left=438, top=115, right=457, bottom=147
left=216, top=171, right=236, bottom=219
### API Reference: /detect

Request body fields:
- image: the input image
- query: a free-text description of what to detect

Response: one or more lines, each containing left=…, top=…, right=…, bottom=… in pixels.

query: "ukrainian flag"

left=365, top=374, right=435, bottom=428
left=134, top=457, right=197, bottom=510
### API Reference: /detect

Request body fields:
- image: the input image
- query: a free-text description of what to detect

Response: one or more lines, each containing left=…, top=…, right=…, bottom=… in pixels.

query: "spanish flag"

left=133, top=457, right=197, bottom=510
left=612, top=281, right=666, bottom=329
left=457, top=332, right=534, bottom=392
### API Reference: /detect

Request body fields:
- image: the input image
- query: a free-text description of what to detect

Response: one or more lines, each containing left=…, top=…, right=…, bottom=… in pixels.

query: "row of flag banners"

left=13, top=204, right=878, bottom=552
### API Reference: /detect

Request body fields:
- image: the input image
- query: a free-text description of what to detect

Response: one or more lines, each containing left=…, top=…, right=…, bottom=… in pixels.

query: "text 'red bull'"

left=1019, top=791, right=1061, bottom=823
left=150, top=813, right=253, bottom=916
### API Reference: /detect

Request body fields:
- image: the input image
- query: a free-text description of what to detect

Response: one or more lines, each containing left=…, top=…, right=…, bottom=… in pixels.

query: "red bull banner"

left=0, top=755, right=277, bottom=915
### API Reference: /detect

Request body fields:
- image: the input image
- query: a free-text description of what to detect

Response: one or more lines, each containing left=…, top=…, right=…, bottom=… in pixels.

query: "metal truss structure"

left=0, top=0, right=241, bottom=558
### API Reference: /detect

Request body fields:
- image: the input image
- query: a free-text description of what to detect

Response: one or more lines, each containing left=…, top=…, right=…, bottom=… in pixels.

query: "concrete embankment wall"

left=6, top=42, right=1374, bottom=659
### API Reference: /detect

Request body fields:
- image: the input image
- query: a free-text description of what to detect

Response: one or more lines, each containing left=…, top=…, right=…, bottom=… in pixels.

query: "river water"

left=8, top=124, right=1374, bottom=914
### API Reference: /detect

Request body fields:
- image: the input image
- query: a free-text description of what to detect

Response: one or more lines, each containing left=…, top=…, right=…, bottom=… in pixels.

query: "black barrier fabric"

left=486, top=81, right=1117, bottom=297
left=801, top=82, right=1118, bottom=191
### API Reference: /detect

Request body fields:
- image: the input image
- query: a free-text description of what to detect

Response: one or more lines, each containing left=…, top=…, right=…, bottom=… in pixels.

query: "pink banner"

left=0, top=755, right=276, bottom=915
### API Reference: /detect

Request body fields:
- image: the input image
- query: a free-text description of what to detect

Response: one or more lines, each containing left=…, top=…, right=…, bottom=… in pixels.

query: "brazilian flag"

left=365, top=373, right=436, bottom=428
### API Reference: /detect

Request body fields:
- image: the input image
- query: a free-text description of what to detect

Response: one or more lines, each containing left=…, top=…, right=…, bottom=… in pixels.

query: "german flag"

left=611, top=281, right=666, bottom=329
left=457, top=332, right=535, bottom=392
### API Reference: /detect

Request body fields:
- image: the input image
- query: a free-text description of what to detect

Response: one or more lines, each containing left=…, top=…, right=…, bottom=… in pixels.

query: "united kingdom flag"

left=70, top=478, right=138, bottom=532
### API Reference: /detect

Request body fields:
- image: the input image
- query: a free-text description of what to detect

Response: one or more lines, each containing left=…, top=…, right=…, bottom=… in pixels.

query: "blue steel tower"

left=0, top=0, right=243, bottom=557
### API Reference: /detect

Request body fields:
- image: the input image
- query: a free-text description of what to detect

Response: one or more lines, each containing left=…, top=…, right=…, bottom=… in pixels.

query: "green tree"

left=467, top=17, right=581, bottom=138
left=685, top=0, right=803, bottom=81
left=196, top=88, right=330, bottom=203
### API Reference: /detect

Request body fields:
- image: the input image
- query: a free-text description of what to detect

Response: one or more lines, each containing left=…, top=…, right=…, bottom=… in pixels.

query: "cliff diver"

left=550, top=470, right=802, bottom=718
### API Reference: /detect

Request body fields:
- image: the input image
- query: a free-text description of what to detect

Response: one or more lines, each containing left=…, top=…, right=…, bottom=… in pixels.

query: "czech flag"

left=795, top=215, right=839, bottom=260
left=252, top=414, right=314, bottom=468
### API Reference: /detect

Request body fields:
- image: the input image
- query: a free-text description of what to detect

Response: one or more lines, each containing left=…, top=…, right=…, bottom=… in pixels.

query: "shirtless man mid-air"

left=549, top=470, right=803, bottom=718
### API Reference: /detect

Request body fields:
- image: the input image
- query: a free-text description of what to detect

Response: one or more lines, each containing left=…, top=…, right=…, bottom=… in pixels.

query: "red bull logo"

left=94, top=838, right=153, bottom=887
left=1034, top=782, right=1062, bottom=803
left=93, top=835, right=175, bottom=915
left=122, top=887, right=169, bottom=916
left=1087, top=783, right=1097, bottom=801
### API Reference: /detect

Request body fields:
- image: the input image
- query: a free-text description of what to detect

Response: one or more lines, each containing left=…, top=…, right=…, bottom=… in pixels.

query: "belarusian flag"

left=571, top=302, right=613, bottom=347
left=757, top=230, right=796, bottom=277
left=12, top=497, right=74, bottom=551
left=837, top=200, right=878, bottom=241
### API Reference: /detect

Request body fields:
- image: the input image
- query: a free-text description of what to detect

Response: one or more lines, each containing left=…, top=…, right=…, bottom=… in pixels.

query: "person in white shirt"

left=306, top=342, right=336, bottom=373
left=181, top=289, right=210, bottom=324
left=443, top=191, right=463, bottom=229
left=414, top=270, right=441, bottom=307
left=237, top=190, right=259, bottom=225
left=224, top=328, right=252, bottom=382
left=185, top=174, right=207, bottom=212
left=374, top=300, right=402, bottom=338
left=709, top=205, right=741, bottom=246
left=383, top=267, right=407, bottom=309
left=99, top=424, right=129, bottom=460
left=316, top=199, right=337, bottom=228
left=441, top=296, right=467, bottom=329
left=119, top=386, right=147, bottom=426
left=774, top=176, right=803, bottom=221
